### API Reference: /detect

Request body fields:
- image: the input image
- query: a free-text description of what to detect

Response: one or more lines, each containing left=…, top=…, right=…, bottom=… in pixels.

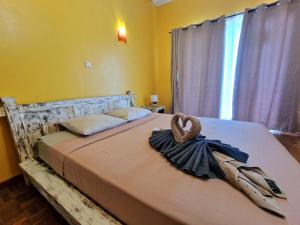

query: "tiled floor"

left=0, top=134, right=299, bottom=225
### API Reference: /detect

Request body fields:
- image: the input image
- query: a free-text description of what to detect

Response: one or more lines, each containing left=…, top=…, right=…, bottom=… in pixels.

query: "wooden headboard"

left=1, top=92, right=135, bottom=162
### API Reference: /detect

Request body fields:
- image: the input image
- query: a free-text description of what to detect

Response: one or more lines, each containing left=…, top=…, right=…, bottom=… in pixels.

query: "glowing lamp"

left=117, top=26, right=127, bottom=44
left=150, top=95, right=158, bottom=106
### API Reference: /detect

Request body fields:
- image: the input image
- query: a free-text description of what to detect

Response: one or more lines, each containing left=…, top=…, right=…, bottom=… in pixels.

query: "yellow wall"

left=0, top=0, right=273, bottom=182
left=154, top=0, right=273, bottom=112
left=0, top=0, right=156, bottom=182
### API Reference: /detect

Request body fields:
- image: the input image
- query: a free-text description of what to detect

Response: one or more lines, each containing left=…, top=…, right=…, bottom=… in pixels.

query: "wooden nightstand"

left=144, top=105, right=165, bottom=113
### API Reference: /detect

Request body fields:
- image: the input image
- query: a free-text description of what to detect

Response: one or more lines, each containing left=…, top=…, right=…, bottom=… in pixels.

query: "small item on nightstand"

left=150, top=95, right=158, bottom=106
left=145, top=105, right=165, bottom=113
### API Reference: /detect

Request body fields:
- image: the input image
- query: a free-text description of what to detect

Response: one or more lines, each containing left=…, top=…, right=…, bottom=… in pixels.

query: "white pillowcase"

left=107, top=107, right=151, bottom=121
left=61, top=114, right=127, bottom=136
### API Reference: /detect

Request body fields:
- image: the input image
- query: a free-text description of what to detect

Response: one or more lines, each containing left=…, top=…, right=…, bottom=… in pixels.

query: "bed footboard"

left=20, top=159, right=122, bottom=225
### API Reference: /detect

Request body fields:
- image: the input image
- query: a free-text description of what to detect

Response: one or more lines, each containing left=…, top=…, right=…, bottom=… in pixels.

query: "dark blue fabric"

left=149, top=129, right=249, bottom=179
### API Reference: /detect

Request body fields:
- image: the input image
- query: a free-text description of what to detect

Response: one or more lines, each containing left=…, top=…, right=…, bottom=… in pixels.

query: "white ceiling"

left=152, top=0, right=173, bottom=6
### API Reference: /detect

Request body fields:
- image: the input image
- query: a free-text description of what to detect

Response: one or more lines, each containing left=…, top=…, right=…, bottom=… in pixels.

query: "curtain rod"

left=169, top=0, right=282, bottom=33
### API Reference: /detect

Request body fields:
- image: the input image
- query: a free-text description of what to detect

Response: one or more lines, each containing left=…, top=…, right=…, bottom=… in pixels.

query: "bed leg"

left=23, top=173, right=31, bottom=186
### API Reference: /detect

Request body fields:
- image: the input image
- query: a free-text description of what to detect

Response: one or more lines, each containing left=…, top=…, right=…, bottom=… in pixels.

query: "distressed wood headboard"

left=0, top=92, right=135, bottom=162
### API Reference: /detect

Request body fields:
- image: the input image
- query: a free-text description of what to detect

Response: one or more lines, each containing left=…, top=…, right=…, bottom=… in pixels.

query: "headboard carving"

left=1, top=93, right=135, bottom=162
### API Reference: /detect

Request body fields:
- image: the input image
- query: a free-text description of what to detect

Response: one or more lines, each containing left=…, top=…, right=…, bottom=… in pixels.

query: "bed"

left=1, top=93, right=300, bottom=225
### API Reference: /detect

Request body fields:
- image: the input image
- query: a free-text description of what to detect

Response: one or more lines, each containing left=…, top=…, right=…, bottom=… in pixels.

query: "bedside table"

left=145, top=105, right=165, bottom=113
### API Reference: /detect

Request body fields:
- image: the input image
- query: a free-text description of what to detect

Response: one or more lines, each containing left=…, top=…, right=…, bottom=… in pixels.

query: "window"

left=220, top=14, right=244, bottom=120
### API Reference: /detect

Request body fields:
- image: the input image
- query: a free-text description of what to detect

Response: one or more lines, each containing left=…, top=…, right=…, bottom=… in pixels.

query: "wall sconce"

left=117, top=26, right=127, bottom=44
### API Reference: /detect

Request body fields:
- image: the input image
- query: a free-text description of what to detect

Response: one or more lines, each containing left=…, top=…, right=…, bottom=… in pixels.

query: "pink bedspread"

left=46, top=113, right=300, bottom=225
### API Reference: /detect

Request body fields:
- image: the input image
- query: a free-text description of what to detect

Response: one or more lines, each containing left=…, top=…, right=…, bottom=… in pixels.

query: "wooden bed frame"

left=0, top=92, right=136, bottom=225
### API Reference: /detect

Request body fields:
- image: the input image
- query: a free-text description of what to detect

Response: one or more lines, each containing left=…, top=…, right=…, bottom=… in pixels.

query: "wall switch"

left=84, top=61, right=92, bottom=69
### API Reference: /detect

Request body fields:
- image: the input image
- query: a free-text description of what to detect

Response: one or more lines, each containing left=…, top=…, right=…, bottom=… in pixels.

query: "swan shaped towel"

left=149, top=113, right=249, bottom=178
left=171, top=113, right=201, bottom=143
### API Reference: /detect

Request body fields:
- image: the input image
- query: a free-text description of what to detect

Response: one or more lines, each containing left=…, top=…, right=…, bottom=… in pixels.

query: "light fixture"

left=117, top=25, right=127, bottom=44
left=152, top=0, right=173, bottom=6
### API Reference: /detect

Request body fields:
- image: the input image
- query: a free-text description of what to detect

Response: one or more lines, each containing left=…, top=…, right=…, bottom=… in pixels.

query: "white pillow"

left=61, top=114, right=127, bottom=136
left=107, top=107, right=152, bottom=121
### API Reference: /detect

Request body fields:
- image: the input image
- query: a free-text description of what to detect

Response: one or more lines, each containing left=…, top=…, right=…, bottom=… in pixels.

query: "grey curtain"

left=172, top=16, right=225, bottom=117
left=170, top=29, right=180, bottom=113
left=233, top=0, right=300, bottom=131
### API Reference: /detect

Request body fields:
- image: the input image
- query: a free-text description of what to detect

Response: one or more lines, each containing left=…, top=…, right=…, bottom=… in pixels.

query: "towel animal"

left=171, top=113, right=201, bottom=143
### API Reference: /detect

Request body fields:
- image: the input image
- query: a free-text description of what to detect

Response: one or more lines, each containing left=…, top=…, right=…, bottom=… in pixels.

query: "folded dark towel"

left=149, top=129, right=249, bottom=179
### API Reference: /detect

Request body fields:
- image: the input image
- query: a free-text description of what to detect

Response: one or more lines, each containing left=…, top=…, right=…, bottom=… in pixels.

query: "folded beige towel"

left=213, top=151, right=287, bottom=217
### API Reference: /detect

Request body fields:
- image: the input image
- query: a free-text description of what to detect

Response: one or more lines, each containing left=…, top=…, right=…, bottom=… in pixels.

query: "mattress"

left=37, top=114, right=300, bottom=225
left=38, top=131, right=79, bottom=165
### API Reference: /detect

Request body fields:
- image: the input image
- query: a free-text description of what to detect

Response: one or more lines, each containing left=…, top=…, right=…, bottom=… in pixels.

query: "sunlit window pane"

left=220, top=14, right=244, bottom=120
